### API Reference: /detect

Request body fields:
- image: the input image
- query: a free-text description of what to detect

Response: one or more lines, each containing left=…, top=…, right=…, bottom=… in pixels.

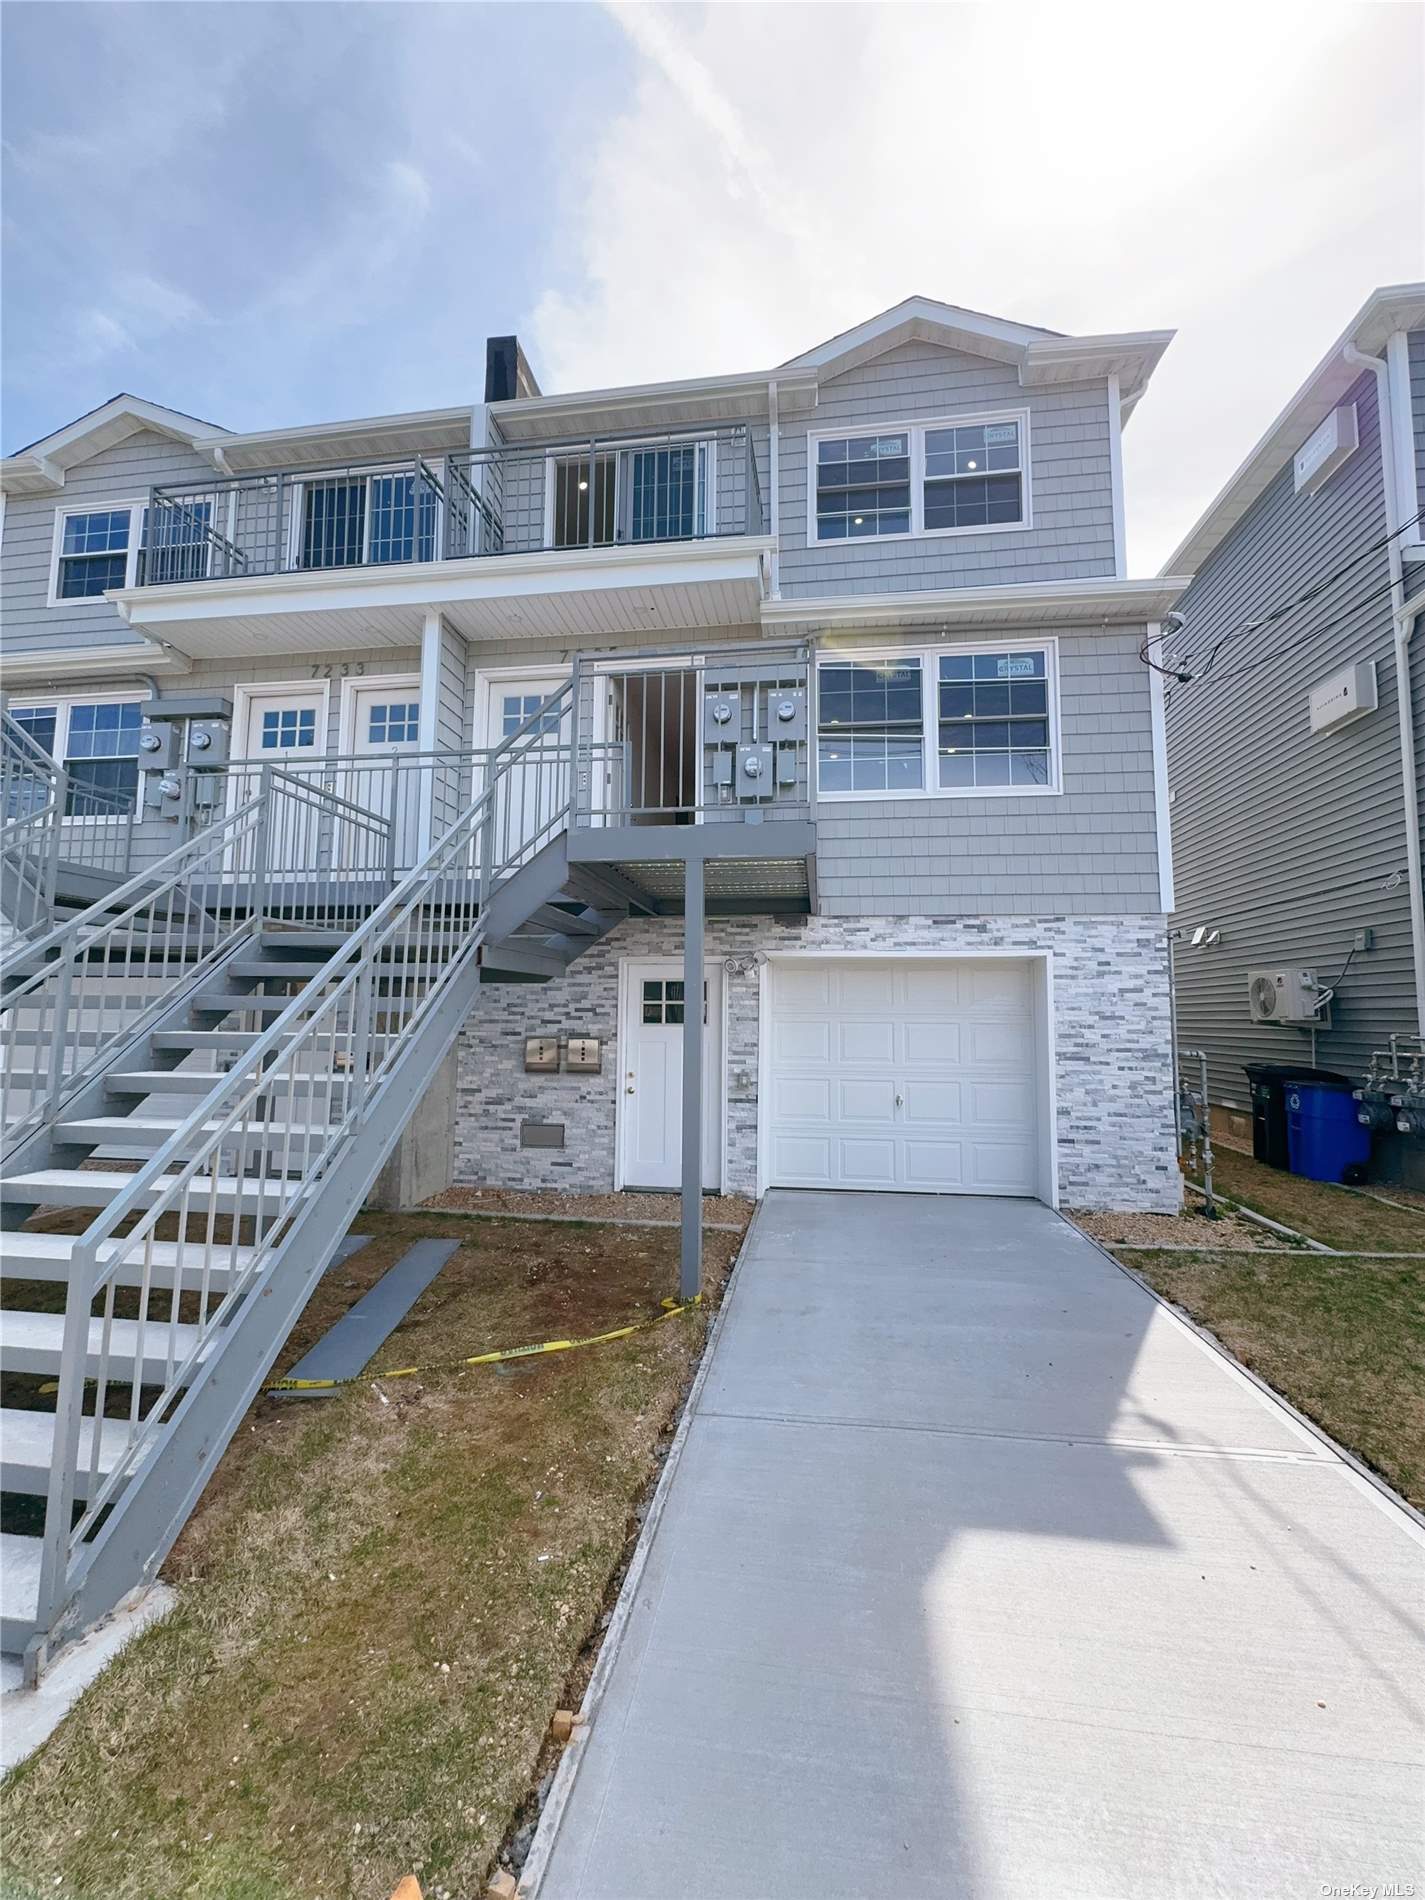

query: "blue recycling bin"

left=1285, top=1080, right=1372, bottom=1183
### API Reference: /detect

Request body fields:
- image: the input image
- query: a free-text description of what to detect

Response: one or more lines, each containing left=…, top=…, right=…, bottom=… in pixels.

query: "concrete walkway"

left=536, top=1192, right=1425, bottom=1900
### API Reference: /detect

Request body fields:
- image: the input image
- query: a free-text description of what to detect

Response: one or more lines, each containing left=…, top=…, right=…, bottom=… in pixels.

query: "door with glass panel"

left=548, top=443, right=710, bottom=550
left=344, top=681, right=422, bottom=870
left=232, top=687, right=327, bottom=877
left=481, top=676, right=572, bottom=867
left=296, top=471, right=438, bottom=570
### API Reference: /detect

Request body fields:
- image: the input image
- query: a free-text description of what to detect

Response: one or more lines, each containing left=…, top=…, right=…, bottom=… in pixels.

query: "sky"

left=2, top=0, right=1421, bottom=573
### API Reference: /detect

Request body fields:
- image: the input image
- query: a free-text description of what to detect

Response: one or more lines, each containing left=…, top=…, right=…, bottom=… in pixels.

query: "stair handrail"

left=1, top=710, right=65, bottom=933
left=33, top=727, right=573, bottom=1644
left=0, top=771, right=395, bottom=1157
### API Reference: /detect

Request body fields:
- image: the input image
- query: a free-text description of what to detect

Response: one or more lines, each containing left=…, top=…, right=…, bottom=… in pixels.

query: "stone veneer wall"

left=454, top=914, right=1180, bottom=1212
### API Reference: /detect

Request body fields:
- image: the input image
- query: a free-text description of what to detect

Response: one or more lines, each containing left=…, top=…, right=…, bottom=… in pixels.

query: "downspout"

left=767, top=377, right=780, bottom=599
left=1343, top=343, right=1425, bottom=1033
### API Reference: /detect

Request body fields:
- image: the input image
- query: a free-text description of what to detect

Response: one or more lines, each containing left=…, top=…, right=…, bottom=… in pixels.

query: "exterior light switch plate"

left=565, top=1036, right=602, bottom=1073
left=524, top=1035, right=560, bottom=1073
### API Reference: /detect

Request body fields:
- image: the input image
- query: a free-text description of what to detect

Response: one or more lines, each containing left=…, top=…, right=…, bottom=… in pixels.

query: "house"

left=1162, top=284, right=1425, bottom=1188
left=0, top=296, right=1186, bottom=1673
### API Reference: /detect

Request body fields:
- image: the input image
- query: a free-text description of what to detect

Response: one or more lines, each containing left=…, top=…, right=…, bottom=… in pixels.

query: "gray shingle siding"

left=1408, top=326, right=1425, bottom=529
left=2, top=430, right=220, bottom=659
left=778, top=341, right=1117, bottom=599
left=814, top=626, right=1160, bottom=915
left=1166, top=367, right=1419, bottom=1108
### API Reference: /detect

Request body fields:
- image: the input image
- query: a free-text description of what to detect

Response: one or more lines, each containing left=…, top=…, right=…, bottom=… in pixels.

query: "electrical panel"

left=137, top=719, right=180, bottom=772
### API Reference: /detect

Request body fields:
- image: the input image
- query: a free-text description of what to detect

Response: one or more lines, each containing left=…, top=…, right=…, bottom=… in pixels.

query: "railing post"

left=384, top=756, right=400, bottom=889
left=44, top=954, right=75, bottom=1117
left=252, top=766, right=272, bottom=921
left=570, top=655, right=587, bottom=828
left=42, top=768, right=67, bottom=910
left=32, top=1235, right=98, bottom=1663
left=350, top=959, right=376, bottom=1119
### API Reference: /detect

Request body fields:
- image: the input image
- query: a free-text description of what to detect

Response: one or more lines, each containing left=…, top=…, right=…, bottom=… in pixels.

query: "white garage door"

left=766, top=958, right=1041, bottom=1195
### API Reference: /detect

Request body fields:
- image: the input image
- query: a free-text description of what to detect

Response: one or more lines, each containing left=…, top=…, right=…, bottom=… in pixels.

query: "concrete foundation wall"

left=454, top=913, right=1179, bottom=1213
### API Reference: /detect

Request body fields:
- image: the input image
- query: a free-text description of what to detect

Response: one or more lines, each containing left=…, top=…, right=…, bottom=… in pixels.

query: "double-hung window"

left=816, top=642, right=1058, bottom=798
left=51, top=506, right=143, bottom=601
left=810, top=412, right=1029, bottom=544
left=7, top=696, right=144, bottom=814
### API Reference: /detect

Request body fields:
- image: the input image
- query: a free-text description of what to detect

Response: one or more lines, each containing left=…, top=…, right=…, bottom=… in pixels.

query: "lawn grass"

left=1195, top=1146, right=1425, bottom=1253
left=1122, top=1246, right=1425, bottom=1508
left=0, top=1213, right=739, bottom=1900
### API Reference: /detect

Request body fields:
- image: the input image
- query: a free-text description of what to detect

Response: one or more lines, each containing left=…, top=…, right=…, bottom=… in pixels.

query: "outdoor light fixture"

left=1189, top=925, right=1222, bottom=947
left=578, top=479, right=589, bottom=491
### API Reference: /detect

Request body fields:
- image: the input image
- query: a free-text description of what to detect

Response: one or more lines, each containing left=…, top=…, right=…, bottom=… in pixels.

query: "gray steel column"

left=680, top=852, right=704, bottom=1301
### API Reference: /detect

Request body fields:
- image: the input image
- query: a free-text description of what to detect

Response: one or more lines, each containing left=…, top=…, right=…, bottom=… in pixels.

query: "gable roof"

left=2, top=395, right=230, bottom=497
left=1163, top=283, right=1425, bottom=577
left=779, top=295, right=1174, bottom=419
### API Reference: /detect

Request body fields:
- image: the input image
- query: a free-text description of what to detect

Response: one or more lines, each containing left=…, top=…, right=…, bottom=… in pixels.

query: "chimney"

left=484, top=336, right=541, bottom=404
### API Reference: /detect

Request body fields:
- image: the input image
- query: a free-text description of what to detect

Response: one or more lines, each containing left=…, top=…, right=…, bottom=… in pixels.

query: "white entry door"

left=343, top=678, right=422, bottom=869
left=480, top=673, right=571, bottom=865
left=233, top=685, right=328, bottom=874
left=619, top=959, right=723, bottom=1190
left=766, top=958, right=1041, bottom=1195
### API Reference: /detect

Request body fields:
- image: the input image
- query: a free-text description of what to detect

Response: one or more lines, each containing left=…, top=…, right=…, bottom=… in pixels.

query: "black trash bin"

left=1244, top=1063, right=1350, bottom=1170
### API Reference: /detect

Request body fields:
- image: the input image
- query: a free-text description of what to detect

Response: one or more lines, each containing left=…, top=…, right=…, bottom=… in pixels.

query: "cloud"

left=530, top=1, right=1425, bottom=569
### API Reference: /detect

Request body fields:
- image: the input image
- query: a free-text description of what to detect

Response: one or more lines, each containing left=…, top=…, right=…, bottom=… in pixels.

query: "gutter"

left=1343, top=343, right=1425, bottom=1033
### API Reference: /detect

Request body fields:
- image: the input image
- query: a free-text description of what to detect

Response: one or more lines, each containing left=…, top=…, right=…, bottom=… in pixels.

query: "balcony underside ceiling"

left=111, top=541, right=771, bottom=662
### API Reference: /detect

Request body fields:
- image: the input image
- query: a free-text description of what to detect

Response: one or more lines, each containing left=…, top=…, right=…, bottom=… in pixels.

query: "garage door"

left=766, top=958, right=1041, bottom=1195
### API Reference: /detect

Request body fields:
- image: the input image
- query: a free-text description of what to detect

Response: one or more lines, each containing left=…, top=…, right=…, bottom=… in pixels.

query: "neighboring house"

left=1, top=298, right=1186, bottom=1218
left=1163, top=284, right=1425, bottom=1188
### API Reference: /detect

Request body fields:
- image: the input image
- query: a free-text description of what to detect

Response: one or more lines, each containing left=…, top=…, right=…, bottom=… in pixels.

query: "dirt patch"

left=423, top=1185, right=754, bottom=1230
left=1069, top=1206, right=1287, bottom=1251
left=1191, top=1148, right=1425, bottom=1253
left=1, top=1214, right=738, bottom=1900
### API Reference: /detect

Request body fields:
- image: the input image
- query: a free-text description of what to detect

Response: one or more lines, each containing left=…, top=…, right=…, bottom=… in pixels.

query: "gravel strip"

left=423, top=1186, right=755, bottom=1231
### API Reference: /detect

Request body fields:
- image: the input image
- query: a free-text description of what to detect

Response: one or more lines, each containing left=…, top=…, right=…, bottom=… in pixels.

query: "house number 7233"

left=310, top=663, right=366, bottom=679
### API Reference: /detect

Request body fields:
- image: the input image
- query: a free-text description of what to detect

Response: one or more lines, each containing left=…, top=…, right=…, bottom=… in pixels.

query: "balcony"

left=113, top=427, right=771, bottom=659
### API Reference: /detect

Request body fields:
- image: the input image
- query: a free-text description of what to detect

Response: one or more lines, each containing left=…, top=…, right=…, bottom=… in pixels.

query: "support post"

left=680, top=852, right=704, bottom=1301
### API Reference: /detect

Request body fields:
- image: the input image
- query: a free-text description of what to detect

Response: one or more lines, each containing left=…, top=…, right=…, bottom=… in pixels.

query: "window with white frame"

left=8, top=696, right=144, bottom=813
left=810, top=413, right=1028, bottom=543
left=53, top=508, right=135, bottom=599
left=548, top=443, right=711, bottom=549
left=816, top=643, right=1058, bottom=797
left=298, top=472, right=438, bottom=570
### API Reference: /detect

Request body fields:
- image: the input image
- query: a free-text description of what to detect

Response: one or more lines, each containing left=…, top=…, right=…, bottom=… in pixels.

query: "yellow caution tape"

left=263, top=1293, right=702, bottom=1393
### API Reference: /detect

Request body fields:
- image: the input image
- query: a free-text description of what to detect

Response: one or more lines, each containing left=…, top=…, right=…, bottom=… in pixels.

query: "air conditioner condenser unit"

left=1247, top=968, right=1324, bottom=1025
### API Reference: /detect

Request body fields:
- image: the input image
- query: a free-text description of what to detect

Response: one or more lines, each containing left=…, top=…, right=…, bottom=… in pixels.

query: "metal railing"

left=31, top=697, right=572, bottom=1642
left=570, top=645, right=811, bottom=825
left=1, top=710, right=138, bottom=932
left=0, top=772, right=393, bottom=1157
left=137, top=424, right=764, bottom=586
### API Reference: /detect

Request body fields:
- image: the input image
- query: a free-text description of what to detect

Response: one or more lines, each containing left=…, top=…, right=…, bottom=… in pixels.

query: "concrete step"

left=0, top=1230, right=255, bottom=1291
left=0, top=1307, right=207, bottom=1381
left=0, top=1168, right=293, bottom=1215
left=0, top=1408, right=129, bottom=1495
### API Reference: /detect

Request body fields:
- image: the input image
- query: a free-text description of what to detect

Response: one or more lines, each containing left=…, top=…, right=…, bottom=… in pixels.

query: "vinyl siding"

left=1, top=430, right=221, bottom=659
left=1165, top=366, right=1419, bottom=1106
left=778, top=340, right=1117, bottom=599
left=813, top=624, right=1159, bottom=915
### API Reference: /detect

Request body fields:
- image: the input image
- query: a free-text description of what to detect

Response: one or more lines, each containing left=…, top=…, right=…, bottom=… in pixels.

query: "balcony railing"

left=137, top=424, right=765, bottom=587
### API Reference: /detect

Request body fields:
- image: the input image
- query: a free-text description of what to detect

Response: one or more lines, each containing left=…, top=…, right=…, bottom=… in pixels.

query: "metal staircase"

left=0, top=686, right=632, bottom=1680
left=0, top=652, right=815, bottom=1680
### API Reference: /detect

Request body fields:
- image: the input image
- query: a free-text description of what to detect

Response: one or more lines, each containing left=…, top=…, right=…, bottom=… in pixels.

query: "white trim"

left=614, top=955, right=726, bottom=1193
left=0, top=640, right=188, bottom=685
left=2, top=397, right=228, bottom=497
left=112, top=533, right=773, bottom=630
left=805, top=408, right=1032, bottom=548
left=230, top=678, right=334, bottom=764
left=1143, top=620, right=1175, bottom=912
left=761, top=574, right=1191, bottom=633
left=1106, top=373, right=1127, bottom=578
left=46, top=497, right=147, bottom=607
left=754, top=948, right=1058, bottom=1206
left=1386, top=330, right=1422, bottom=549
left=813, top=635, right=1062, bottom=802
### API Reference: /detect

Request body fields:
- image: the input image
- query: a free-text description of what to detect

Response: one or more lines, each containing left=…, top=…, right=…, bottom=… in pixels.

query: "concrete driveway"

left=534, top=1191, right=1425, bottom=1900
